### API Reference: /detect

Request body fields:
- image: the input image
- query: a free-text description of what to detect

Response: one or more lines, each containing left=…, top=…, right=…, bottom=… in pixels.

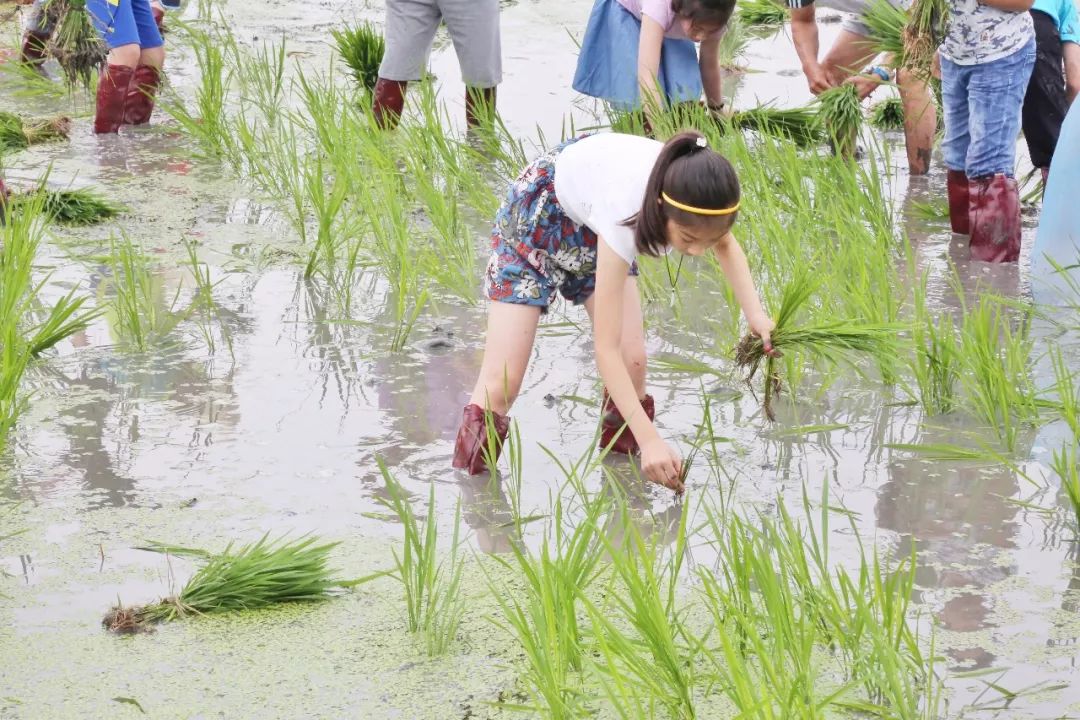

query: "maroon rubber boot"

left=19, top=31, right=50, bottom=66
left=465, top=86, right=497, bottom=129
left=599, top=390, right=656, bottom=455
left=0, top=177, right=9, bottom=225
left=372, top=77, right=407, bottom=130
left=452, top=404, right=511, bottom=475
left=123, top=65, right=162, bottom=125
left=94, top=64, right=136, bottom=134
left=969, top=174, right=1022, bottom=263
left=946, top=169, right=970, bottom=235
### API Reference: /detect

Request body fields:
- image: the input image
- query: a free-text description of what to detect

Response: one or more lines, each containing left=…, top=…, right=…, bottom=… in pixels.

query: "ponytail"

left=621, top=130, right=741, bottom=257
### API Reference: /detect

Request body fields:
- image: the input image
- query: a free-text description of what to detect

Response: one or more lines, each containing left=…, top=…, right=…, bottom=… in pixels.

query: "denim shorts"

left=485, top=136, right=637, bottom=310
left=88, top=0, right=164, bottom=50
left=941, top=39, right=1036, bottom=178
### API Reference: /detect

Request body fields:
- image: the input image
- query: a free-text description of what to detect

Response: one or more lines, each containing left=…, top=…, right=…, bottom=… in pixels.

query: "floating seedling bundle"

left=46, top=0, right=107, bottom=89
left=738, top=0, right=788, bottom=26
left=103, top=535, right=361, bottom=633
left=331, top=22, right=385, bottom=94
left=8, top=186, right=123, bottom=225
left=815, top=84, right=863, bottom=158
left=734, top=274, right=900, bottom=420
left=0, top=112, right=72, bottom=152
left=726, top=105, right=824, bottom=147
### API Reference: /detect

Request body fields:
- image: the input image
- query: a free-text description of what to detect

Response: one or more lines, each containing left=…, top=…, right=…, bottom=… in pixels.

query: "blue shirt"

left=1033, top=0, right=1080, bottom=44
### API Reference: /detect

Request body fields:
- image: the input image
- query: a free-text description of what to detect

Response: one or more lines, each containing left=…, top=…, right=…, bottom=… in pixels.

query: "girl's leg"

left=897, top=69, right=935, bottom=175
left=468, top=302, right=542, bottom=415
left=122, top=0, right=165, bottom=126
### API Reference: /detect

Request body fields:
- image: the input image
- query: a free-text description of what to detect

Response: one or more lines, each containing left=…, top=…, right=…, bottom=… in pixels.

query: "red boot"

left=599, top=390, right=655, bottom=455
left=123, top=65, right=162, bottom=125
left=946, top=169, right=970, bottom=235
left=94, top=64, right=135, bottom=134
left=465, top=86, right=497, bottom=129
left=19, top=31, right=50, bottom=66
left=452, top=404, right=511, bottom=475
left=0, top=178, right=9, bottom=224
left=969, top=174, right=1021, bottom=263
left=372, top=78, right=407, bottom=130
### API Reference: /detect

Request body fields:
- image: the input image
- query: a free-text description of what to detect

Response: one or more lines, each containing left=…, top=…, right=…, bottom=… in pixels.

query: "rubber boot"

left=19, top=31, right=50, bottom=66
left=0, top=178, right=9, bottom=225
left=452, top=404, right=511, bottom=475
left=123, top=65, right=162, bottom=126
left=599, top=390, right=655, bottom=455
left=969, top=174, right=1022, bottom=263
left=465, top=86, right=497, bottom=129
left=946, top=169, right=970, bottom=235
left=94, top=64, right=135, bottom=134
left=372, top=77, right=407, bottom=130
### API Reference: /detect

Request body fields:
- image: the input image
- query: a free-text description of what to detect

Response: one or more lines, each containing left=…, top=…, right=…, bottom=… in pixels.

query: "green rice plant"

left=728, top=104, right=823, bottom=147
left=20, top=187, right=124, bottom=225
left=869, top=96, right=905, bottom=131
left=908, top=273, right=959, bottom=415
left=377, top=460, right=465, bottom=656
left=911, top=198, right=949, bottom=220
left=584, top=500, right=698, bottom=719
left=161, top=23, right=234, bottom=159
left=1053, top=445, right=1080, bottom=528
left=488, top=491, right=609, bottom=718
left=734, top=272, right=901, bottom=420
left=1047, top=346, right=1080, bottom=442
left=0, top=113, right=71, bottom=152
left=815, top=84, right=863, bottom=158
left=902, top=0, right=949, bottom=78
left=861, top=0, right=908, bottom=60
left=46, top=0, right=107, bottom=90
left=184, top=242, right=234, bottom=358
left=716, top=14, right=752, bottom=68
left=331, top=21, right=385, bottom=94
left=739, top=0, right=788, bottom=26
left=108, top=235, right=185, bottom=350
left=103, top=535, right=361, bottom=632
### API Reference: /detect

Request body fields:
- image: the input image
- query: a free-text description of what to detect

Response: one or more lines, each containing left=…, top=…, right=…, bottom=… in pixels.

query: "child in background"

left=1021, top=0, right=1079, bottom=185
left=573, top=0, right=734, bottom=128
left=88, top=0, right=167, bottom=134
left=19, top=0, right=164, bottom=70
left=940, top=0, right=1035, bottom=263
left=372, top=0, right=502, bottom=130
left=452, top=130, right=775, bottom=492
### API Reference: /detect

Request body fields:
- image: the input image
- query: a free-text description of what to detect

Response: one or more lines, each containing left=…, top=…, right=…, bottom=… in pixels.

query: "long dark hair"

left=622, top=130, right=741, bottom=257
left=672, top=0, right=736, bottom=28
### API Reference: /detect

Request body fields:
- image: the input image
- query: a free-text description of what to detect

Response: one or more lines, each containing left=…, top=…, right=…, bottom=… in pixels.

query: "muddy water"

left=2, top=1, right=1079, bottom=717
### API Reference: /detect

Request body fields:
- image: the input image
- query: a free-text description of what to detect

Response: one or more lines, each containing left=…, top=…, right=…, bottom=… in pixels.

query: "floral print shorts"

left=485, top=136, right=637, bottom=310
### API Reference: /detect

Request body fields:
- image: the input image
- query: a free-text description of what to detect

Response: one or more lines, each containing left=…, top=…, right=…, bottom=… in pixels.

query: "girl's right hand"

left=640, top=438, right=684, bottom=493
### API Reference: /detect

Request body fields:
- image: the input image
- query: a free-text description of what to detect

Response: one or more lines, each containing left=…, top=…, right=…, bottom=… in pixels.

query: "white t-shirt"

left=554, top=133, right=664, bottom=265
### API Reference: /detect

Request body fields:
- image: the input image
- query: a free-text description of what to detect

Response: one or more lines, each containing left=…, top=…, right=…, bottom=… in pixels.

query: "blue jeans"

left=941, top=39, right=1035, bottom=178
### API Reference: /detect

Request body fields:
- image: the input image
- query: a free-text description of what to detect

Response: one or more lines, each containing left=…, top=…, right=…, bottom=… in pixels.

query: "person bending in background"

left=940, top=0, right=1035, bottom=263
left=573, top=0, right=734, bottom=130
left=787, top=0, right=937, bottom=174
left=20, top=0, right=164, bottom=70
left=1021, top=0, right=1080, bottom=186
left=372, top=0, right=502, bottom=130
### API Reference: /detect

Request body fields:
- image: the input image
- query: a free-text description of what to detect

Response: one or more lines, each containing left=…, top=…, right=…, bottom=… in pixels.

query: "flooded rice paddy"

left=2, top=0, right=1079, bottom=717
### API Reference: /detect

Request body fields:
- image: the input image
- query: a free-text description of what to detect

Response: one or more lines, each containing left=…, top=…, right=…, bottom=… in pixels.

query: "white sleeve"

left=591, top=206, right=638, bottom=266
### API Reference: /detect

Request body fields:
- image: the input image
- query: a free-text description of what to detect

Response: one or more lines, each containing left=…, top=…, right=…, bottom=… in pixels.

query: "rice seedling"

left=103, top=535, right=361, bottom=632
left=739, top=0, right=788, bottom=27
left=0, top=112, right=71, bottom=152
left=869, top=96, right=904, bottom=131
left=861, top=0, right=908, bottom=60
left=1053, top=445, right=1080, bottom=529
left=908, top=273, right=959, bottom=415
left=716, top=14, right=752, bottom=69
left=727, top=104, right=823, bottom=147
left=331, top=21, right=385, bottom=94
left=19, top=187, right=124, bottom=225
left=161, top=23, right=234, bottom=159
left=46, top=0, right=107, bottom=90
left=911, top=198, right=949, bottom=220
left=734, top=272, right=901, bottom=420
left=108, top=234, right=185, bottom=350
left=901, top=0, right=949, bottom=79
left=376, top=460, right=465, bottom=656
left=184, top=241, right=234, bottom=358
left=1047, top=346, right=1080, bottom=442
left=815, top=84, right=863, bottom=158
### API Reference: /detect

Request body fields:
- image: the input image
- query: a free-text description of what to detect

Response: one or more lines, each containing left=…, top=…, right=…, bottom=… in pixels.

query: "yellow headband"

left=662, top=192, right=740, bottom=216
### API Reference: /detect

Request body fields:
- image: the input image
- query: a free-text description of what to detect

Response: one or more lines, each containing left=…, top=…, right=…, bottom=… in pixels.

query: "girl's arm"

left=637, top=16, right=667, bottom=126
left=699, top=34, right=726, bottom=109
left=712, top=233, right=775, bottom=345
left=593, top=240, right=684, bottom=490
left=790, top=5, right=833, bottom=94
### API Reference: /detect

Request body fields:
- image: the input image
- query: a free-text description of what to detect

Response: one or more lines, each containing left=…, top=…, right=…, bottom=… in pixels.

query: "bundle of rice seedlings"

left=902, top=0, right=948, bottom=78
left=14, top=187, right=124, bottom=225
left=46, top=0, right=107, bottom=90
left=734, top=273, right=900, bottom=420
left=330, top=22, right=385, bottom=93
left=861, top=0, right=907, bottom=60
left=0, top=111, right=72, bottom=152
left=728, top=105, right=823, bottom=147
left=815, top=84, right=863, bottom=158
left=868, top=96, right=904, bottom=131
left=738, top=0, right=787, bottom=26
left=103, top=535, right=362, bottom=632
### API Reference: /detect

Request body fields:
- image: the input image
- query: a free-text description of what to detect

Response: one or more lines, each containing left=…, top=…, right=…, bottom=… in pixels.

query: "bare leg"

left=820, top=30, right=877, bottom=86
left=898, top=68, right=936, bottom=175
left=139, top=46, right=165, bottom=70
left=468, top=302, right=542, bottom=415
left=585, top=277, right=647, bottom=399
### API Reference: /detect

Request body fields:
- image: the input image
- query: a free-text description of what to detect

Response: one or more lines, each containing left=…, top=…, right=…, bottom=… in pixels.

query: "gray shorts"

left=840, top=0, right=912, bottom=38
left=379, top=0, right=502, bottom=87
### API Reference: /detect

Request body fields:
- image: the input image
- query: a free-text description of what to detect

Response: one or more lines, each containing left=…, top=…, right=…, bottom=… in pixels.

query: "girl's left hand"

left=749, top=314, right=777, bottom=356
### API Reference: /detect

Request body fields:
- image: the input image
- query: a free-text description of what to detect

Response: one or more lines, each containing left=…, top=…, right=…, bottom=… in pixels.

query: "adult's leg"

left=820, top=29, right=878, bottom=86
left=897, top=68, right=936, bottom=174
left=966, top=41, right=1036, bottom=262
left=375, top=0, right=442, bottom=129
left=940, top=55, right=972, bottom=234
left=441, top=0, right=502, bottom=128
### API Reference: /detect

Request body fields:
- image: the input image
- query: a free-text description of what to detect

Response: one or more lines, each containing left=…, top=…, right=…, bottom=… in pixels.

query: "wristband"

left=865, top=65, right=891, bottom=82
